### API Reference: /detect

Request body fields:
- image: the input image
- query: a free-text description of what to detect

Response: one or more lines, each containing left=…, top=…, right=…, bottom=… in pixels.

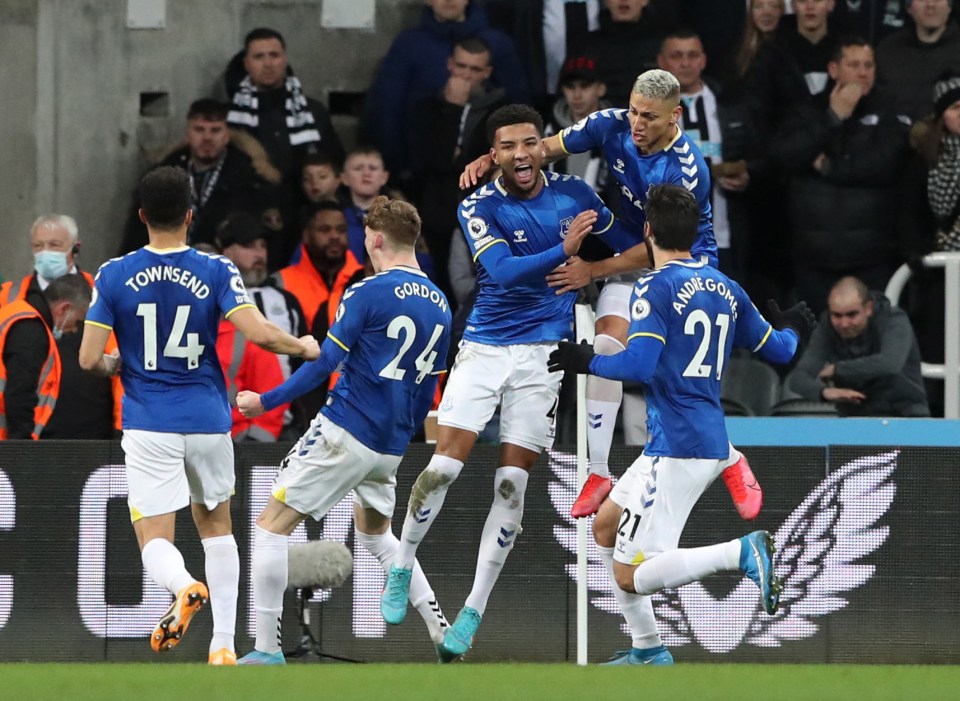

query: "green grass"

left=2, top=663, right=959, bottom=701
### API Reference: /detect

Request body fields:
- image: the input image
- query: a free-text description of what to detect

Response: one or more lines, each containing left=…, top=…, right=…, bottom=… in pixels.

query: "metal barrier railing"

left=884, top=252, right=960, bottom=418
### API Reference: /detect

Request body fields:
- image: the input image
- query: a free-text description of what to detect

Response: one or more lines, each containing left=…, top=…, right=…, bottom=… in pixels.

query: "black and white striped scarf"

left=928, top=134, right=960, bottom=251
left=227, top=75, right=321, bottom=147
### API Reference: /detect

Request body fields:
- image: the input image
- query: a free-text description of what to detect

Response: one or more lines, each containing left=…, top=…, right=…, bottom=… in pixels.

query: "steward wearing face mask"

left=0, top=215, right=123, bottom=437
left=0, top=275, right=91, bottom=439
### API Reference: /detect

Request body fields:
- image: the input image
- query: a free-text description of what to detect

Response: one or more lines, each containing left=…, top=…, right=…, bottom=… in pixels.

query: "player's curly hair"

left=645, top=184, right=698, bottom=251
left=364, top=196, right=421, bottom=248
left=486, top=104, right=544, bottom=146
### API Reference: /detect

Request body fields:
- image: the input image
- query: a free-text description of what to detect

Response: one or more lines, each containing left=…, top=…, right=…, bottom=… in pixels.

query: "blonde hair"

left=631, top=69, right=680, bottom=102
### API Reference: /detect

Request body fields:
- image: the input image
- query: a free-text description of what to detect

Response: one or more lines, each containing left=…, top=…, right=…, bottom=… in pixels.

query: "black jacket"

left=120, top=139, right=277, bottom=252
left=788, top=292, right=929, bottom=417
left=769, top=87, right=909, bottom=270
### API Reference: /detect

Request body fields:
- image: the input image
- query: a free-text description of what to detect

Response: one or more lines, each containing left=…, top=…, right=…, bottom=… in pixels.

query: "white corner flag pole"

left=574, top=302, right=596, bottom=666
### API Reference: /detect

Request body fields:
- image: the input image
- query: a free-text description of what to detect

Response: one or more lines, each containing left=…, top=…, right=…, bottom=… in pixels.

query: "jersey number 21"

left=682, top=310, right=730, bottom=380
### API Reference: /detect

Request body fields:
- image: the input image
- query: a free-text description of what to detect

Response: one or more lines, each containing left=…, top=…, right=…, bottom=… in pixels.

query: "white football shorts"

left=272, top=414, right=401, bottom=520
left=122, top=430, right=235, bottom=522
left=439, top=340, right=561, bottom=452
left=610, top=450, right=729, bottom=566
left=595, top=279, right=636, bottom=321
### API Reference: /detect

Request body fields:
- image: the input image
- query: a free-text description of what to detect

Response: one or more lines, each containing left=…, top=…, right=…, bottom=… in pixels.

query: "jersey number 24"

left=379, top=315, right=445, bottom=385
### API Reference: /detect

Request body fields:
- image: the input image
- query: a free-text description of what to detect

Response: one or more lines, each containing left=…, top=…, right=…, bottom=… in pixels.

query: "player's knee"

left=594, top=333, right=626, bottom=356
left=614, top=565, right=637, bottom=593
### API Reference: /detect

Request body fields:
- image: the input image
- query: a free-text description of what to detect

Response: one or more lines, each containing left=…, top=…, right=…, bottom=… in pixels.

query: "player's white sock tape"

left=464, top=466, right=528, bottom=616
left=396, top=454, right=464, bottom=568
left=596, top=544, right=662, bottom=649
left=141, top=537, right=195, bottom=596
left=252, top=525, right=287, bottom=654
left=202, top=534, right=239, bottom=653
left=586, top=334, right=626, bottom=476
left=632, top=541, right=741, bottom=595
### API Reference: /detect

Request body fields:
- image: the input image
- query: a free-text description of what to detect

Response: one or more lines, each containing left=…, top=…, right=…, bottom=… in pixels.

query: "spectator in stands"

left=121, top=99, right=279, bottom=253
left=658, top=29, right=762, bottom=279
left=770, top=37, right=909, bottom=314
left=226, top=28, right=344, bottom=212
left=271, top=202, right=364, bottom=417
left=483, top=0, right=602, bottom=109
left=361, top=0, right=529, bottom=180
left=0, top=275, right=91, bottom=439
left=411, top=36, right=506, bottom=302
left=336, top=147, right=393, bottom=265
left=676, top=0, right=750, bottom=83
left=747, top=0, right=839, bottom=141
left=831, top=0, right=911, bottom=45
left=898, top=74, right=960, bottom=415
left=3, top=216, right=120, bottom=438
left=876, top=0, right=960, bottom=123
left=787, top=276, right=929, bottom=417
left=729, top=0, right=785, bottom=87
left=544, top=54, right=613, bottom=200
left=300, top=152, right=341, bottom=205
left=581, top=0, right=679, bottom=104
left=216, top=213, right=308, bottom=436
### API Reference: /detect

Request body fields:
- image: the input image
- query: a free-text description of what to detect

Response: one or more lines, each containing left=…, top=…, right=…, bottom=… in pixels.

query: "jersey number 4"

left=379, top=315, right=444, bottom=385
left=136, top=303, right=204, bottom=371
left=682, top=310, right=730, bottom=380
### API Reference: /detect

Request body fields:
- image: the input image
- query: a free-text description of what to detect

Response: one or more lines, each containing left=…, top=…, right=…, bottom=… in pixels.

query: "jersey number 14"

left=136, top=303, right=204, bottom=371
left=379, top=315, right=444, bottom=385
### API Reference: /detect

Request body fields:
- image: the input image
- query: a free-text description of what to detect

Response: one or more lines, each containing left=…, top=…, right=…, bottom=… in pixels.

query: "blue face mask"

left=34, top=249, right=69, bottom=281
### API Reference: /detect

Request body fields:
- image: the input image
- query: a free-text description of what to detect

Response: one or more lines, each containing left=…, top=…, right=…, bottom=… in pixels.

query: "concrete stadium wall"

left=0, top=0, right=422, bottom=283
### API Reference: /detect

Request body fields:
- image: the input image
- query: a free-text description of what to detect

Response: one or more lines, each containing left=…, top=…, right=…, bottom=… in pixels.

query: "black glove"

left=548, top=340, right=595, bottom=374
left=767, top=299, right=816, bottom=345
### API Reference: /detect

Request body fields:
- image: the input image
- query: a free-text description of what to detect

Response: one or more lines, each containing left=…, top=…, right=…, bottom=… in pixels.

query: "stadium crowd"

left=2, top=0, right=957, bottom=449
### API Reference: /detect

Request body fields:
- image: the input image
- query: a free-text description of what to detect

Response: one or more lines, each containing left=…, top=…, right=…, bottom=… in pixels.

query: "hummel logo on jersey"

left=513, top=229, right=528, bottom=243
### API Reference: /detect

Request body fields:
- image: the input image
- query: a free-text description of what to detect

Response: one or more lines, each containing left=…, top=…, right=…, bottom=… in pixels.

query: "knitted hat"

left=933, top=74, right=960, bottom=120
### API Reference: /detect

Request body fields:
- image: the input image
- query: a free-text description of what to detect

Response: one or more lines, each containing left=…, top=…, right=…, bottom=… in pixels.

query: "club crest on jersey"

left=558, top=217, right=573, bottom=239
left=467, top=217, right=488, bottom=240
left=631, top=297, right=651, bottom=320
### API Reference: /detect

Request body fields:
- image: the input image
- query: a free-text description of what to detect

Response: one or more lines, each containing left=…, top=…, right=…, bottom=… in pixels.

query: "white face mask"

left=52, top=309, right=72, bottom=341
left=34, top=249, right=69, bottom=281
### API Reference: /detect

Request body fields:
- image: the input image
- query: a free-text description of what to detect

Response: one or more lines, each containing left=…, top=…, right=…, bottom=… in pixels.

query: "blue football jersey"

left=321, top=267, right=452, bottom=456
left=559, top=109, right=719, bottom=266
left=620, top=260, right=773, bottom=458
left=457, top=171, right=623, bottom=345
left=86, top=246, right=254, bottom=433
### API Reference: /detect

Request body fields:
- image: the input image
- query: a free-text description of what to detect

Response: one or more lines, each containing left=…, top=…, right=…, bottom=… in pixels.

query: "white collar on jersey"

left=662, top=257, right=705, bottom=269
left=144, top=244, right=190, bottom=254
left=494, top=170, right=548, bottom=197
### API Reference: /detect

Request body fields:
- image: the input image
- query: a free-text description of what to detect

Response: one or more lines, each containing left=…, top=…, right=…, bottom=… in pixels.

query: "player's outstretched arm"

left=258, top=337, right=347, bottom=412
left=79, top=324, right=120, bottom=376
left=228, top=306, right=320, bottom=359
left=236, top=390, right=265, bottom=418
left=548, top=335, right=664, bottom=383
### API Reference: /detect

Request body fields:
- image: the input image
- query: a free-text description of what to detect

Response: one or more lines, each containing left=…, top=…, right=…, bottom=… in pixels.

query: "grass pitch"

left=3, top=663, right=958, bottom=701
